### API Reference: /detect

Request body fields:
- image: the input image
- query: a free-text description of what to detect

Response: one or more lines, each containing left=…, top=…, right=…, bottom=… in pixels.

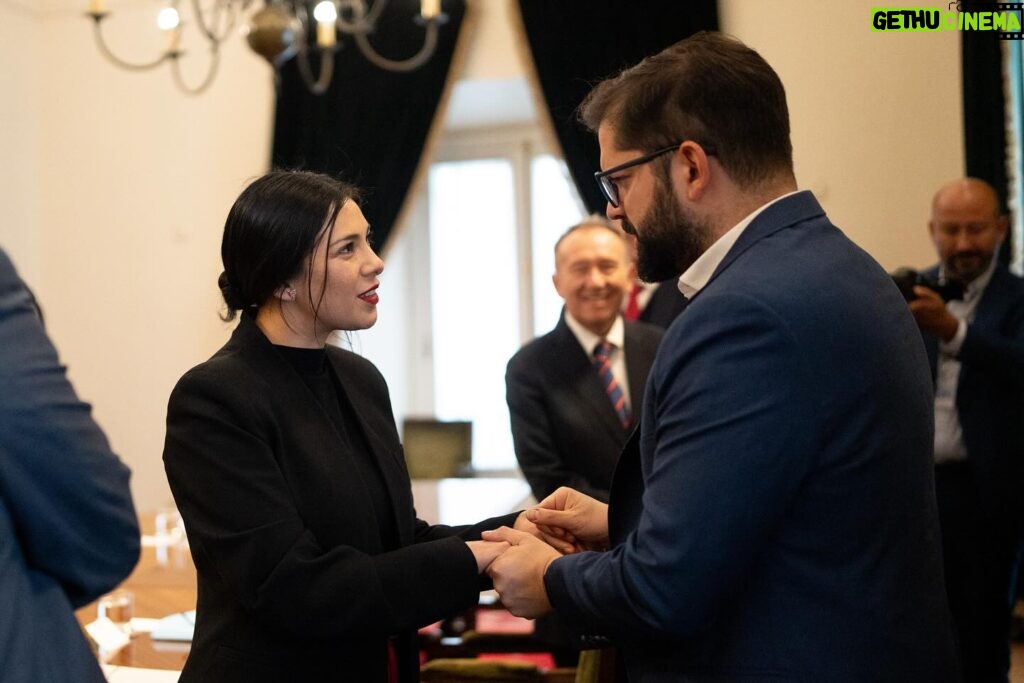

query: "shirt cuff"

left=939, top=319, right=967, bottom=356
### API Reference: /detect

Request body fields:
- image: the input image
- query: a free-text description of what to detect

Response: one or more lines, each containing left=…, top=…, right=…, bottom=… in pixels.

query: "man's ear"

left=676, top=141, right=713, bottom=201
left=995, top=215, right=1009, bottom=243
left=552, top=272, right=564, bottom=299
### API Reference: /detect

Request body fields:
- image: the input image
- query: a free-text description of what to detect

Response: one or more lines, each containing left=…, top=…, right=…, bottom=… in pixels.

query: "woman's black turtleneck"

left=273, top=345, right=399, bottom=552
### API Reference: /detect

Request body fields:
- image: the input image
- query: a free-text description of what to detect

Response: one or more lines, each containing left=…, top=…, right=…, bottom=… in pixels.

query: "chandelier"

left=85, top=0, right=448, bottom=95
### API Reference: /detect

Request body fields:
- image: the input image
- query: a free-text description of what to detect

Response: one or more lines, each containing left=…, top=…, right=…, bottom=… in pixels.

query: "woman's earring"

left=284, top=288, right=296, bottom=301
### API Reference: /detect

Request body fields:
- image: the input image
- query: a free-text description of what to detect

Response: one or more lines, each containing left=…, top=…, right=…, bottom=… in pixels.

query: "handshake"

left=465, top=487, right=609, bottom=619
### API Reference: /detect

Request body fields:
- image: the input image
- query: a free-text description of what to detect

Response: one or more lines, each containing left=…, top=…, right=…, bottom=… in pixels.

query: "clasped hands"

left=466, top=487, right=608, bottom=618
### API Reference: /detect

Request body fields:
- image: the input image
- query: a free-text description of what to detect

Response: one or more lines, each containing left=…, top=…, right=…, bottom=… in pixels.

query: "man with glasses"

left=482, top=31, right=958, bottom=681
left=909, top=178, right=1024, bottom=682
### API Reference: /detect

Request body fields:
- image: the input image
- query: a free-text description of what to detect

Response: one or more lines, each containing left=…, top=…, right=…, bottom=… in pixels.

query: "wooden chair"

left=420, top=658, right=576, bottom=682
left=420, top=658, right=544, bottom=682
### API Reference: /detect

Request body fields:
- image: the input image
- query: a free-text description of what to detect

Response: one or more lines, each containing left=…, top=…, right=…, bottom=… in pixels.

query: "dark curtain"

left=516, top=0, right=718, bottom=214
left=962, top=30, right=1010, bottom=262
left=271, top=0, right=467, bottom=251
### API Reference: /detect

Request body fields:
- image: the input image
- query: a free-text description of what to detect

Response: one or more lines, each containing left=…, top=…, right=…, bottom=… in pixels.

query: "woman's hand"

left=466, top=540, right=509, bottom=573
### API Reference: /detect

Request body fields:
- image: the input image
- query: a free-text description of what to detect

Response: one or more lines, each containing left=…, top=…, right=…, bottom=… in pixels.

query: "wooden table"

left=76, top=536, right=196, bottom=671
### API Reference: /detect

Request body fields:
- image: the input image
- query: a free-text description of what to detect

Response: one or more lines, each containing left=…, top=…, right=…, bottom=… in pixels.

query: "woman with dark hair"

left=163, top=170, right=548, bottom=682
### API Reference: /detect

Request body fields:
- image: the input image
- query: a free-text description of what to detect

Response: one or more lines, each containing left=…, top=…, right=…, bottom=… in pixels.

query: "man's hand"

left=512, top=510, right=577, bottom=555
left=527, top=487, right=610, bottom=552
left=908, top=286, right=959, bottom=342
left=467, top=540, right=510, bottom=573
left=482, top=527, right=558, bottom=618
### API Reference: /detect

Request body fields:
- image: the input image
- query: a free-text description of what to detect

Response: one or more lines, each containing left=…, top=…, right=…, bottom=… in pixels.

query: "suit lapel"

left=623, top=323, right=655, bottom=418
left=973, top=267, right=1012, bottom=334
left=325, top=352, right=414, bottom=546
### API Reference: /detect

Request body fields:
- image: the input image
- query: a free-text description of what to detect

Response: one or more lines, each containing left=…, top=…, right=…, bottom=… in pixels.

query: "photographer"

left=908, top=177, right=1024, bottom=682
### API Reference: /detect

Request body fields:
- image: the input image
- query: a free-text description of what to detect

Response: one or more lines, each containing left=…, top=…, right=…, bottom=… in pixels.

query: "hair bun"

left=218, top=271, right=245, bottom=313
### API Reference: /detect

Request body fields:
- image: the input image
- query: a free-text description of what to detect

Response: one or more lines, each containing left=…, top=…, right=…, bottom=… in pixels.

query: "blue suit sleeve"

left=0, top=249, right=139, bottom=607
left=545, top=292, right=815, bottom=641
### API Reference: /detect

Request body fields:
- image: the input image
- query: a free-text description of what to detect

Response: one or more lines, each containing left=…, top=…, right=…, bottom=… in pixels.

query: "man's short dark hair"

left=579, top=31, right=793, bottom=190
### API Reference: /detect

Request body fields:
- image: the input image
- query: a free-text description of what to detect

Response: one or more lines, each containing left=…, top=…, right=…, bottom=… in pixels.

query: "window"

left=356, top=126, right=585, bottom=472
left=1008, top=37, right=1023, bottom=274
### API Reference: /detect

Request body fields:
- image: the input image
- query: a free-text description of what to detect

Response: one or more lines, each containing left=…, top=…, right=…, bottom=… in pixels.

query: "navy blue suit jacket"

left=922, top=262, right=1024, bottom=532
left=506, top=315, right=663, bottom=502
left=0, top=248, right=139, bottom=682
left=544, top=192, right=957, bottom=681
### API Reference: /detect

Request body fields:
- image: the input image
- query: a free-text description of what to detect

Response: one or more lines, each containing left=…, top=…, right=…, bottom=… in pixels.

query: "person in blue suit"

left=908, top=177, right=1024, bottom=682
left=481, top=32, right=959, bottom=681
left=0, top=247, right=140, bottom=681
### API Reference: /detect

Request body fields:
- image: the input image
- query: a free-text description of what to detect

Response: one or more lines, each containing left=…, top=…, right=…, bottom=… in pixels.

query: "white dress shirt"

left=933, top=259, right=996, bottom=464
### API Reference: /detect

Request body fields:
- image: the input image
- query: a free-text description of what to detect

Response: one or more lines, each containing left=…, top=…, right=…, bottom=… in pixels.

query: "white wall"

left=720, top=0, right=962, bottom=270
left=0, top=2, right=43, bottom=281
left=0, top=0, right=963, bottom=511
left=1, top=1, right=274, bottom=510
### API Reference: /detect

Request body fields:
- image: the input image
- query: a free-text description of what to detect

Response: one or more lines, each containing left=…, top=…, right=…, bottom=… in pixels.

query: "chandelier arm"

left=295, top=47, right=335, bottom=96
left=334, top=0, right=378, bottom=34
left=90, top=17, right=171, bottom=71
left=189, top=0, right=238, bottom=44
left=170, top=46, right=222, bottom=95
left=357, top=0, right=388, bottom=31
left=351, top=19, right=438, bottom=73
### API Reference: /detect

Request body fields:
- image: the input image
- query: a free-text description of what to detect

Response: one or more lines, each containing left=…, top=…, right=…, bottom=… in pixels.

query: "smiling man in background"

left=506, top=216, right=662, bottom=505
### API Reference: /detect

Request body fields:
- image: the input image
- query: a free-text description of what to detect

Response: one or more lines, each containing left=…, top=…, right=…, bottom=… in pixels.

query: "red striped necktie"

left=593, top=340, right=630, bottom=429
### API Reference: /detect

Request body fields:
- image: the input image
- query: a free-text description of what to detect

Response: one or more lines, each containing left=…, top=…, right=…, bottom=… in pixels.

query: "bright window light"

left=428, top=159, right=520, bottom=470
left=530, top=154, right=588, bottom=336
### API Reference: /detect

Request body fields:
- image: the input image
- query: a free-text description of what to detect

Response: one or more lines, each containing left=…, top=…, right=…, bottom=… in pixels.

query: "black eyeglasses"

left=594, top=142, right=717, bottom=208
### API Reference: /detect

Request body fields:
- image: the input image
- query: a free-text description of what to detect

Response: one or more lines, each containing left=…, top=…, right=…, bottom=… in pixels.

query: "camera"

left=890, top=267, right=964, bottom=302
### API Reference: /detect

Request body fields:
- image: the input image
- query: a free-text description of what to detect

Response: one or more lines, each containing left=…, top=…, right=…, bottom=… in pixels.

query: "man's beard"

left=945, top=251, right=993, bottom=284
left=624, top=182, right=711, bottom=283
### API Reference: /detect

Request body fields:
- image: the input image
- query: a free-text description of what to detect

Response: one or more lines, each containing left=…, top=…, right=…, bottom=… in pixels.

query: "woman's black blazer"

left=163, top=314, right=517, bottom=682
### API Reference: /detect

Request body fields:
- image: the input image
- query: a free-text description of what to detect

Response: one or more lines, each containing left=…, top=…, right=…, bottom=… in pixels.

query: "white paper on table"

left=128, top=618, right=160, bottom=634
left=102, top=664, right=182, bottom=682
left=85, top=617, right=130, bottom=660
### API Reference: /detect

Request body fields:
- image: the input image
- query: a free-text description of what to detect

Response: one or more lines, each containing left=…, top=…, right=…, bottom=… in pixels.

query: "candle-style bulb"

left=313, top=1, right=338, bottom=48
left=421, top=0, right=440, bottom=20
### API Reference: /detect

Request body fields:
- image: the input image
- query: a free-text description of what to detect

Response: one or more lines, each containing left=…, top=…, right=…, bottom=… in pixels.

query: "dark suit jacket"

left=506, top=315, right=663, bottom=502
left=163, top=314, right=518, bottom=682
left=638, top=280, right=688, bottom=329
left=0, top=248, right=139, bottom=682
left=922, top=263, right=1024, bottom=531
left=544, top=192, right=957, bottom=681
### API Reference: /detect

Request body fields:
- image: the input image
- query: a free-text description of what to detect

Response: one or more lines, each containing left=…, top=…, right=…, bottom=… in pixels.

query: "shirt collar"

left=564, top=311, right=625, bottom=355
left=677, top=191, right=800, bottom=299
